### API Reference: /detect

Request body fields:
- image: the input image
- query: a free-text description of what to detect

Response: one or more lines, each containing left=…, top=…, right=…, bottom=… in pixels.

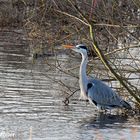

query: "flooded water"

left=0, top=29, right=140, bottom=140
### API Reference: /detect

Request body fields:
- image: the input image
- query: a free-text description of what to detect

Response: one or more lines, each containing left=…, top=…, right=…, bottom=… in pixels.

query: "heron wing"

left=87, top=79, right=122, bottom=107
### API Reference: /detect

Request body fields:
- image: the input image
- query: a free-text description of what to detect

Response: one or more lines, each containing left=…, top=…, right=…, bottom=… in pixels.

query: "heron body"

left=64, top=44, right=131, bottom=110
left=87, top=79, right=131, bottom=110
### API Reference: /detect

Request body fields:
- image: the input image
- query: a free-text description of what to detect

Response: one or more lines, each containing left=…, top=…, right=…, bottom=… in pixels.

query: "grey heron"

left=64, top=44, right=132, bottom=110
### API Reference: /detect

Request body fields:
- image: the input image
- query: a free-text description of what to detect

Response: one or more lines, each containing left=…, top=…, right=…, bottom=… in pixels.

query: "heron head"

left=63, top=44, right=88, bottom=55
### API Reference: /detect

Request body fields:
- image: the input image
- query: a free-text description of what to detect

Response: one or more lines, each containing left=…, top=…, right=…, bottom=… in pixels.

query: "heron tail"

left=122, top=100, right=132, bottom=110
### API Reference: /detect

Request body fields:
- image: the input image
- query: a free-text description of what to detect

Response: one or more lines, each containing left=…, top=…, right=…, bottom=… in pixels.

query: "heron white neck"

left=79, top=53, right=88, bottom=100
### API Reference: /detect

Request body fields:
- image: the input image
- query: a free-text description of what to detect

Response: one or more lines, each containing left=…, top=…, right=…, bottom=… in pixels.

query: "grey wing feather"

left=87, top=79, right=123, bottom=107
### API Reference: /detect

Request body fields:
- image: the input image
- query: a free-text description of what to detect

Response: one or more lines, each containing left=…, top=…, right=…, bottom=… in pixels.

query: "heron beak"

left=63, top=45, right=75, bottom=49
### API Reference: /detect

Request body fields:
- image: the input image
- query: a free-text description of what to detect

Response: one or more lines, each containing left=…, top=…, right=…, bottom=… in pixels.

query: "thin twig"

left=55, top=9, right=89, bottom=26
left=94, top=44, right=140, bottom=59
left=63, top=88, right=80, bottom=105
left=94, top=23, right=140, bottom=28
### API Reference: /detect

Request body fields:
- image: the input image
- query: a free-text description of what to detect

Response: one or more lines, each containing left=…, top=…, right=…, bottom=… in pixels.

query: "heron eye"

left=79, top=46, right=87, bottom=50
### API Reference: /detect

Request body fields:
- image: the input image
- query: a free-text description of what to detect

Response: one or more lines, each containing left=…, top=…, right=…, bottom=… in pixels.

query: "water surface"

left=0, top=29, right=140, bottom=140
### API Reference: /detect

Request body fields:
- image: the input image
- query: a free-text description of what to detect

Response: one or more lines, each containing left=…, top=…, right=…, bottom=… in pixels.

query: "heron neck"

left=79, top=53, right=88, bottom=99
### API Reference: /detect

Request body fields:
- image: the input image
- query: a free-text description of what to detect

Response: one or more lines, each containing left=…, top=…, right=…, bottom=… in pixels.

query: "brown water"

left=0, top=29, right=140, bottom=140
